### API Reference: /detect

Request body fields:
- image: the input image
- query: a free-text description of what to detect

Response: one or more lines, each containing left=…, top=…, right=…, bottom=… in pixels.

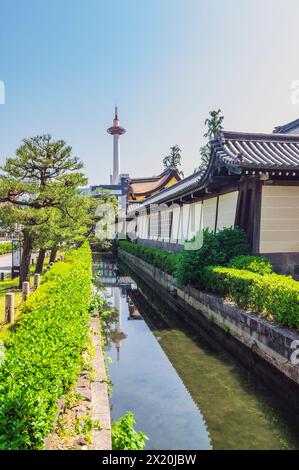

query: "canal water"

left=93, top=255, right=299, bottom=450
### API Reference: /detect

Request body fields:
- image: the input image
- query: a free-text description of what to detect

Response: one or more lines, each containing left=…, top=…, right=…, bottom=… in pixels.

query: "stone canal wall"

left=119, top=249, right=299, bottom=410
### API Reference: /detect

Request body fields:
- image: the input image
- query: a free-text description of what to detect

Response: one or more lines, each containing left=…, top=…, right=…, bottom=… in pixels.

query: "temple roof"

left=127, top=169, right=204, bottom=210
left=213, top=130, right=299, bottom=170
left=127, top=129, right=299, bottom=215
left=128, top=168, right=181, bottom=199
left=273, top=118, right=299, bottom=134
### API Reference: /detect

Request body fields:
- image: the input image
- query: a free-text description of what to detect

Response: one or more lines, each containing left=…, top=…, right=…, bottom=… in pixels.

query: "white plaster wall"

left=260, top=185, right=299, bottom=253
left=170, top=206, right=181, bottom=243
left=188, top=202, right=203, bottom=239
left=202, top=197, right=217, bottom=231
left=178, top=204, right=190, bottom=244
left=216, top=192, right=238, bottom=230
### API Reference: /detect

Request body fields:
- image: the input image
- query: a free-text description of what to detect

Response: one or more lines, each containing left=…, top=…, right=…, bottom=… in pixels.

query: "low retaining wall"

left=119, top=249, right=299, bottom=410
left=262, top=252, right=299, bottom=278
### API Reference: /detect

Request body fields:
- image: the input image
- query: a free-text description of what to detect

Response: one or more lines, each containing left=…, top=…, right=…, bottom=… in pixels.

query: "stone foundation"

left=261, top=252, right=299, bottom=278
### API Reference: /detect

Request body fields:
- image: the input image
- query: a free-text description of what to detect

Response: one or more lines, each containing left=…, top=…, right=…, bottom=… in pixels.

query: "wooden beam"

left=252, top=182, right=262, bottom=254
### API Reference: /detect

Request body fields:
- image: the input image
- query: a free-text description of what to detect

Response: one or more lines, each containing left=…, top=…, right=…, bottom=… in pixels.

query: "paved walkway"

left=0, top=253, right=39, bottom=275
left=0, top=253, right=12, bottom=274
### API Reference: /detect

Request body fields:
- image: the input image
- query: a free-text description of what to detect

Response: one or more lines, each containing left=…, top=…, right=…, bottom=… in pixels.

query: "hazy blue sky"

left=1, top=0, right=299, bottom=183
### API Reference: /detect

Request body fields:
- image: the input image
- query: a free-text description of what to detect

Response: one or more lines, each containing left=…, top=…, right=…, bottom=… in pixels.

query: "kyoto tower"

left=107, top=106, right=126, bottom=184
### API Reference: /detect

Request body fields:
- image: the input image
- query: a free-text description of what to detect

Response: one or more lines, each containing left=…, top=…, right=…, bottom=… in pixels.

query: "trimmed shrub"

left=175, top=227, right=248, bottom=286
left=0, top=242, right=92, bottom=449
left=202, top=266, right=299, bottom=328
left=118, top=240, right=178, bottom=275
left=0, top=242, right=11, bottom=255
left=228, top=255, right=272, bottom=275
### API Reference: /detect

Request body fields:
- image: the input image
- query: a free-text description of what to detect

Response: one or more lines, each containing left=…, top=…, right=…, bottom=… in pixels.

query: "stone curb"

left=90, top=310, right=112, bottom=450
left=44, top=311, right=112, bottom=450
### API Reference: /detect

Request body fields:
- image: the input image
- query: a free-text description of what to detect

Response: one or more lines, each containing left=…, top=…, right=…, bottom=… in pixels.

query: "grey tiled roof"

left=273, top=118, right=299, bottom=134
left=214, top=131, right=299, bottom=170
left=128, top=130, right=299, bottom=213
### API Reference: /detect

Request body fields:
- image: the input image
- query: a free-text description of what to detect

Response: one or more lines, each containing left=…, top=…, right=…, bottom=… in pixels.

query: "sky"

left=1, top=0, right=299, bottom=184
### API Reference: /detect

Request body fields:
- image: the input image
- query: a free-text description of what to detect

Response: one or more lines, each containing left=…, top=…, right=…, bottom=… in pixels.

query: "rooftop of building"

left=214, top=130, right=299, bottom=170
left=127, top=128, right=299, bottom=215
left=128, top=167, right=181, bottom=200
left=273, top=117, right=299, bottom=134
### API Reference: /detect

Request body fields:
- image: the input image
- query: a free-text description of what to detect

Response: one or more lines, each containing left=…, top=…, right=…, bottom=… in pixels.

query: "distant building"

left=127, top=168, right=181, bottom=202
left=91, top=174, right=129, bottom=211
left=78, top=186, right=92, bottom=196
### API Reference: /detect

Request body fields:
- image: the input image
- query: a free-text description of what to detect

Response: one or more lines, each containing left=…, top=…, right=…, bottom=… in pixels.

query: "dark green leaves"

left=175, top=227, right=248, bottom=286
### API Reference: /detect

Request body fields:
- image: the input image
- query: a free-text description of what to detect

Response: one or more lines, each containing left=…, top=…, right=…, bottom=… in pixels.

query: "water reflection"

left=93, top=255, right=211, bottom=450
left=93, top=255, right=299, bottom=450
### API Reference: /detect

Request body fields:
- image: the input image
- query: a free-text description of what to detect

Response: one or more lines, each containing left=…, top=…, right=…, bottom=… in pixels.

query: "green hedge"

left=118, top=240, right=178, bottom=275
left=228, top=255, right=272, bottom=275
left=175, top=227, right=248, bottom=286
left=0, top=242, right=92, bottom=450
left=202, top=266, right=299, bottom=328
left=119, top=238, right=299, bottom=328
left=0, top=242, right=12, bottom=255
left=118, top=228, right=247, bottom=284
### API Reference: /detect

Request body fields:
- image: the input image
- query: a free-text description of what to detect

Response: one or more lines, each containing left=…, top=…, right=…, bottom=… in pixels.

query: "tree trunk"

left=35, top=248, right=46, bottom=274
left=19, top=233, right=34, bottom=288
left=50, top=246, right=58, bottom=264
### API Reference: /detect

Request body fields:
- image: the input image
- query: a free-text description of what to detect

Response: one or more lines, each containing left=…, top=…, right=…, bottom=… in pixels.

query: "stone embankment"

left=119, top=249, right=299, bottom=411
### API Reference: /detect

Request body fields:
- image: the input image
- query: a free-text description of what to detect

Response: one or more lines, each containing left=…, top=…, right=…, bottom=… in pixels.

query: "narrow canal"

left=93, top=255, right=299, bottom=450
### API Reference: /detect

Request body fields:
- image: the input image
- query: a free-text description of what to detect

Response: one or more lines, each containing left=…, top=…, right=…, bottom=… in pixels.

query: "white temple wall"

left=170, top=206, right=181, bottom=243
left=133, top=190, right=238, bottom=246
left=202, top=198, right=217, bottom=231
left=216, top=192, right=238, bottom=230
left=260, top=185, right=299, bottom=253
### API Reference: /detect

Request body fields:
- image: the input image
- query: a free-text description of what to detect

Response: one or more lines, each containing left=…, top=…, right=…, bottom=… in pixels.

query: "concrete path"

left=0, top=253, right=12, bottom=274
left=0, top=253, right=39, bottom=276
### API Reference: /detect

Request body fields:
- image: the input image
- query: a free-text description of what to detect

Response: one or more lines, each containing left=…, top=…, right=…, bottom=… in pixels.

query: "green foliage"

left=0, top=134, right=92, bottom=285
left=175, top=227, right=248, bottom=286
left=89, top=294, right=106, bottom=313
left=202, top=266, right=299, bottom=328
left=0, top=243, right=92, bottom=449
left=204, top=109, right=224, bottom=140
left=75, top=417, right=101, bottom=435
left=119, top=228, right=247, bottom=287
left=112, top=412, right=148, bottom=450
left=0, top=242, right=11, bottom=255
left=196, top=109, right=224, bottom=171
left=118, top=240, right=178, bottom=275
left=228, top=255, right=272, bottom=275
left=163, top=145, right=184, bottom=177
left=118, top=231, right=299, bottom=329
